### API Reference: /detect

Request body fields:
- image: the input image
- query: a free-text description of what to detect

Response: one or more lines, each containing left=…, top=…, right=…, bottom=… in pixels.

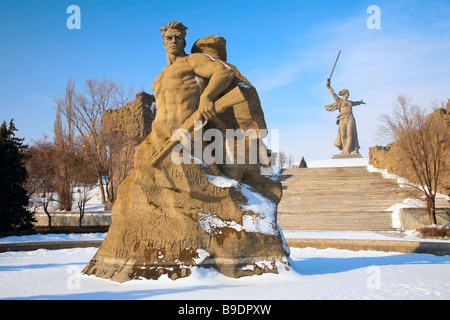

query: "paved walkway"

left=1, top=235, right=449, bottom=256
left=285, top=239, right=450, bottom=256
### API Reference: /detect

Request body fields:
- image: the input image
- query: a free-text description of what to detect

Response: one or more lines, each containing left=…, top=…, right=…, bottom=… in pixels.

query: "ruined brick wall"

left=369, top=100, right=450, bottom=196
left=102, top=91, right=155, bottom=140
left=101, top=91, right=156, bottom=201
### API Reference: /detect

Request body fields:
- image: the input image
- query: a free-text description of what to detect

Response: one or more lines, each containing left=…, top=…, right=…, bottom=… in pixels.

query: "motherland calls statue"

left=325, top=78, right=365, bottom=157
left=83, top=22, right=289, bottom=282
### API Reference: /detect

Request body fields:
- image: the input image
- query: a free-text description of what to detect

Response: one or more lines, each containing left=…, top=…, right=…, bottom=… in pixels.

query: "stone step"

left=277, top=211, right=394, bottom=231
left=278, top=197, right=408, bottom=206
left=278, top=211, right=393, bottom=217
left=280, top=179, right=388, bottom=185
left=278, top=199, right=407, bottom=207
left=280, top=192, right=409, bottom=199
left=276, top=166, right=407, bottom=231
left=276, top=164, right=449, bottom=231
left=279, top=174, right=384, bottom=180
left=281, top=166, right=370, bottom=172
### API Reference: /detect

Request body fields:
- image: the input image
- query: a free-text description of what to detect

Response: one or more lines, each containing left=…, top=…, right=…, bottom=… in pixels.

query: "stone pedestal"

left=332, top=153, right=363, bottom=159
left=82, top=158, right=289, bottom=282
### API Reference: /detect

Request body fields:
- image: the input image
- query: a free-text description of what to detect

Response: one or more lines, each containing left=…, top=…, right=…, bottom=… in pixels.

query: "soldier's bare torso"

left=152, top=54, right=207, bottom=135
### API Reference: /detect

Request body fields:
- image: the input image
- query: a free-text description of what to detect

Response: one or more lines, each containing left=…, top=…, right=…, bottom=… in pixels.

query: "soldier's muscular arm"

left=188, top=54, right=235, bottom=120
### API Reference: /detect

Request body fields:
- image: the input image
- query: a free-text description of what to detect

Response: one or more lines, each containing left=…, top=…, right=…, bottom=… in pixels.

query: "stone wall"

left=399, top=208, right=450, bottom=230
left=34, top=212, right=111, bottom=227
left=102, top=91, right=155, bottom=140
left=101, top=92, right=156, bottom=199
left=369, top=99, right=450, bottom=196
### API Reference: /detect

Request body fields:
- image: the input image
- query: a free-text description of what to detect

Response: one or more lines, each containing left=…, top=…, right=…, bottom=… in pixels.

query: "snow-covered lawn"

left=0, top=233, right=107, bottom=243
left=2, top=158, right=447, bottom=300
left=2, top=230, right=449, bottom=244
left=0, top=244, right=448, bottom=300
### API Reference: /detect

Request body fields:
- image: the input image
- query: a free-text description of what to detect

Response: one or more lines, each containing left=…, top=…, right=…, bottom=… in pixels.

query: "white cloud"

left=253, top=3, right=450, bottom=161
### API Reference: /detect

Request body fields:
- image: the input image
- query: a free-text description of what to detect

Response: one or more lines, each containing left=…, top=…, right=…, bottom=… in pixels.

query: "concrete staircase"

left=277, top=166, right=417, bottom=231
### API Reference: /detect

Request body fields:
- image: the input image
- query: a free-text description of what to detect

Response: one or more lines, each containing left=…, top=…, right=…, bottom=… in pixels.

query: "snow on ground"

left=0, top=245, right=448, bottom=300
left=0, top=233, right=107, bottom=243
left=2, top=230, right=449, bottom=244
left=283, top=230, right=450, bottom=243
left=30, top=185, right=106, bottom=213
left=3, top=158, right=446, bottom=300
left=367, top=164, right=450, bottom=228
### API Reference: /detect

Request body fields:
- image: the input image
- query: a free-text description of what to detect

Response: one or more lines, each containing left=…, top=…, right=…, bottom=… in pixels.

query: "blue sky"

left=1, top=0, right=449, bottom=162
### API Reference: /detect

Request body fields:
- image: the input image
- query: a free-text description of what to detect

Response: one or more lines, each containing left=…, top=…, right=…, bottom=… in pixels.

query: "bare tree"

left=288, top=154, right=294, bottom=168
left=40, top=183, right=57, bottom=231
left=25, top=137, right=59, bottom=229
left=100, top=125, right=140, bottom=203
left=53, top=78, right=76, bottom=211
left=75, top=183, right=95, bottom=228
left=378, top=95, right=449, bottom=224
left=25, top=137, right=57, bottom=198
left=57, top=77, right=135, bottom=206
left=277, top=151, right=287, bottom=169
left=111, top=81, right=135, bottom=109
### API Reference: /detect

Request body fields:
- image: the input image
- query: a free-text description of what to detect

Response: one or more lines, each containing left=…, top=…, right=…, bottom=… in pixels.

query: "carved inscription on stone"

left=122, top=227, right=210, bottom=251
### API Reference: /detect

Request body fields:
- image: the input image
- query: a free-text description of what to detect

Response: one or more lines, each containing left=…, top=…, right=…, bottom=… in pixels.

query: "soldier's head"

left=160, top=21, right=188, bottom=57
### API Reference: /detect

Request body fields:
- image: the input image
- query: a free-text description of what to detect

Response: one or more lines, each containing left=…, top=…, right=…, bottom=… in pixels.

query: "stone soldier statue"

left=325, top=78, right=365, bottom=156
left=83, top=22, right=289, bottom=282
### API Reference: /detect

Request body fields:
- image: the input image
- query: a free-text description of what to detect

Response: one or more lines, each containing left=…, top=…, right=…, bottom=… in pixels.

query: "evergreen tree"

left=0, top=119, right=35, bottom=235
left=299, top=156, right=307, bottom=168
